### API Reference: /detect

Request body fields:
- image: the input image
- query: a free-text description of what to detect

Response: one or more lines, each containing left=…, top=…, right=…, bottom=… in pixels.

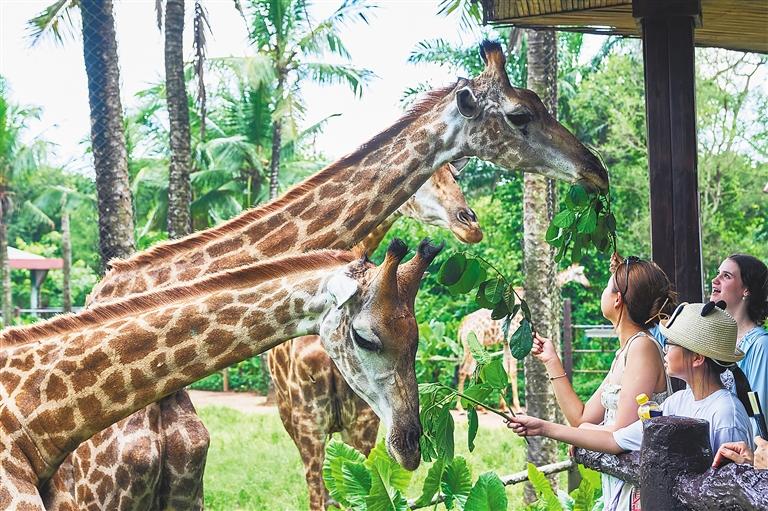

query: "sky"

left=0, top=0, right=506, bottom=173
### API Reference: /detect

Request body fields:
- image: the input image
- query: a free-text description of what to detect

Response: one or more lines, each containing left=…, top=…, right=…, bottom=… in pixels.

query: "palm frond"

left=19, top=200, right=55, bottom=230
left=26, top=0, right=80, bottom=47
left=155, top=0, right=164, bottom=30
left=194, top=0, right=211, bottom=137
left=299, top=62, right=374, bottom=97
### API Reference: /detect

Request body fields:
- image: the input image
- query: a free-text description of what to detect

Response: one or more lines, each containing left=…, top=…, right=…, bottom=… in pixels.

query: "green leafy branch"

left=525, top=463, right=602, bottom=511
left=547, top=184, right=616, bottom=263
left=436, top=252, right=535, bottom=360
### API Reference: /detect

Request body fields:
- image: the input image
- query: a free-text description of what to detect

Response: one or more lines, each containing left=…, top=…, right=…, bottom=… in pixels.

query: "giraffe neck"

left=352, top=214, right=400, bottom=257
left=1, top=254, right=351, bottom=484
left=91, top=95, right=462, bottom=302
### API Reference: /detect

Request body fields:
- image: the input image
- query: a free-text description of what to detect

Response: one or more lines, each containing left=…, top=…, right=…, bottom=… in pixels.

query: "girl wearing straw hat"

left=530, top=255, right=675, bottom=510
left=508, top=302, right=753, bottom=509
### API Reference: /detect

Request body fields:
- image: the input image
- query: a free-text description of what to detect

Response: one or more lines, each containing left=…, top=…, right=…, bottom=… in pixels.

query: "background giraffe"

left=268, top=165, right=482, bottom=510
left=456, top=264, right=591, bottom=412
left=0, top=239, right=440, bottom=510
left=45, top=40, right=608, bottom=510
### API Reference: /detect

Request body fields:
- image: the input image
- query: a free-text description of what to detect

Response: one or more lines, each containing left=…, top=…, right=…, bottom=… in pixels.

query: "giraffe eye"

left=351, top=328, right=381, bottom=352
left=506, top=111, right=533, bottom=127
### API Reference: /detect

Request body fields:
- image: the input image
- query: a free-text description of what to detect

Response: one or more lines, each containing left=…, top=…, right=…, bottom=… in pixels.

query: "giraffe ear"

left=456, top=87, right=480, bottom=119
left=327, top=273, right=359, bottom=309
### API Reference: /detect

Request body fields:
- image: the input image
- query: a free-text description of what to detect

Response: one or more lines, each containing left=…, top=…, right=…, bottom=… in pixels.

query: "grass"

left=199, top=405, right=567, bottom=510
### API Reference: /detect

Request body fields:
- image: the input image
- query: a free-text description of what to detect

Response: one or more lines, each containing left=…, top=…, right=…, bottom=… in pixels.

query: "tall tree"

left=29, top=0, right=136, bottom=271
left=0, top=78, right=45, bottom=325
left=246, top=0, right=374, bottom=198
left=523, top=28, right=561, bottom=502
left=162, top=0, right=194, bottom=239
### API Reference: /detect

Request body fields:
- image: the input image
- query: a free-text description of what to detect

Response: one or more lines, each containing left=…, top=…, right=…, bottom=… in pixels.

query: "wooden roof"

left=485, top=1, right=768, bottom=53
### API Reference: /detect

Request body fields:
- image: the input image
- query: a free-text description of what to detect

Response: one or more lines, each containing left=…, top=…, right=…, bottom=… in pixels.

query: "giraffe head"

left=398, top=162, right=482, bottom=243
left=320, top=238, right=442, bottom=470
left=557, top=263, right=591, bottom=288
left=444, top=40, right=609, bottom=192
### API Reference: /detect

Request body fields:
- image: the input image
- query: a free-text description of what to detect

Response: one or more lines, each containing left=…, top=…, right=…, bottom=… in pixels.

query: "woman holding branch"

left=530, top=254, right=676, bottom=510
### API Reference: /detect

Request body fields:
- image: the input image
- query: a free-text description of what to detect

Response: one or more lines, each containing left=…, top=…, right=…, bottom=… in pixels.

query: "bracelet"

left=549, top=373, right=567, bottom=381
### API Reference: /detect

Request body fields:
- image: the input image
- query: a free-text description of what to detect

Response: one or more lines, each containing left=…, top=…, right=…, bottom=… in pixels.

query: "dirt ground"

left=187, top=390, right=514, bottom=429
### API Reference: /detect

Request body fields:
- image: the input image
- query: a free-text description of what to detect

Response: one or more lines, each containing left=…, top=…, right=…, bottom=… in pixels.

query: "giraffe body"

left=46, top=40, right=608, bottom=509
left=0, top=240, right=440, bottom=509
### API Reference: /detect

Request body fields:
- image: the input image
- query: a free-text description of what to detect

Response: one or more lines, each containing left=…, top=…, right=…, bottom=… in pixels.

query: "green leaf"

left=503, top=285, right=517, bottom=312
left=467, top=331, right=492, bottom=365
left=490, top=300, right=509, bottom=321
left=460, top=382, right=493, bottom=411
left=509, top=319, right=533, bottom=359
left=480, top=358, right=509, bottom=390
left=527, top=462, right=561, bottom=511
left=415, top=459, right=445, bottom=507
left=520, top=299, right=531, bottom=321
left=451, top=258, right=483, bottom=294
left=438, top=253, right=466, bottom=286
left=435, top=404, right=455, bottom=461
left=467, top=408, right=479, bottom=452
left=341, top=462, right=372, bottom=507
left=545, top=223, right=560, bottom=242
left=605, top=212, right=617, bottom=233
left=576, top=209, right=598, bottom=234
left=482, top=278, right=506, bottom=305
left=442, top=457, right=473, bottom=510
left=552, top=209, right=576, bottom=228
left=323, top=439, right=367, bottom=507
left=366, top=457, right=409, bottom=511
left=476, top=281, right=496, bottom=309
left=465, top=471, right=508, bottom=511
left=568, top=184, right=590, bottom=207
left=364, top=442, right=412, bottom=492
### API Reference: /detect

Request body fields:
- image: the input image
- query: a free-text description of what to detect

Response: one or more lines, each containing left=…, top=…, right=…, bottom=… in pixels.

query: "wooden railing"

left=574, top=416, right=768, bottom=510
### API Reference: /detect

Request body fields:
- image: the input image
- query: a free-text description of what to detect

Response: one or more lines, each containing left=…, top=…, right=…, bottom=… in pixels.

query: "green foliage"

left=464, top=472, right=508, bottom=511
left=526, top=463, right=602, bottom=511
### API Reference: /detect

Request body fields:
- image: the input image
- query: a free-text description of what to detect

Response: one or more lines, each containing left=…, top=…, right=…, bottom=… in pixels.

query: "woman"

left=531, top=255, right=675, bottom=510
left=711, top=254, right=768, bottom=419
left=509, top=302, right=754, bottom=508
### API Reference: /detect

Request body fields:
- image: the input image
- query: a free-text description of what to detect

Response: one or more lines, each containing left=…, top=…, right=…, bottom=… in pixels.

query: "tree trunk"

left=62, top=210, right=72, bottom=313
left=268, top=118, right=282, bottom=200
left=80, top=0, right=135, bottom=271
left=0, top=219, right=10, bottom=325
left=165, top=0, right=193, bottom=239
left=523, top=28, right=561, bottom=503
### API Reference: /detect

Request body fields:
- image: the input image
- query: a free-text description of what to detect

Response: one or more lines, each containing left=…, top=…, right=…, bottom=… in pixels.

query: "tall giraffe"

left=0, top=239, right=441, bottom=510
left=456, top=264, right=591, bottom=412
left=269, top=163, right=482, bottom=510
left=46, top=39, right=608, bottom=509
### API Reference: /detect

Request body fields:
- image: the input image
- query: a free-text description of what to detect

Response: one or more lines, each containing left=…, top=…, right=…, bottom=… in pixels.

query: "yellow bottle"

left=636, top=393, right=662, bottom=421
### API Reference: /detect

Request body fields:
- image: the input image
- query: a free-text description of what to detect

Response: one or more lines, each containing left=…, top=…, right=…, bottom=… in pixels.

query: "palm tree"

left=522, top=28, right=561, bottom=502
left=31, top=185, right=94, bottom=312
left=29, top=0, right=135, bottom=271
left=0, top=78, right=47, bottom=325
left=245, top=0, right=374, bottom=198
left=161, top=0, right=194, bottom=239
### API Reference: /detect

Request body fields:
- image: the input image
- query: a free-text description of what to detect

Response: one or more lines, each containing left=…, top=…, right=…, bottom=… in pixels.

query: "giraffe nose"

left=456, top=208, right=477, bottom=225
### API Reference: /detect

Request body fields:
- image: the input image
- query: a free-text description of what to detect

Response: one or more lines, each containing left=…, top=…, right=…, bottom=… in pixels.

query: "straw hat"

left=659, top=302, right=744, bottom=363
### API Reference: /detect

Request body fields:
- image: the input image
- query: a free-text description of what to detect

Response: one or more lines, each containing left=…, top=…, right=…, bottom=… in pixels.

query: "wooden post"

left=639, top=416, right=711, bottom=510
left=222, top=369, right=229, bottom=392
left=633, top=0, right=704, bottom=303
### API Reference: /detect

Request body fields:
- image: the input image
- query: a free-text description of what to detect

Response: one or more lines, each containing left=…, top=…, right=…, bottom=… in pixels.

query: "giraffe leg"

left=71, top=405, right=164, bottom=510
left=456, top=368, right=468, bottom=413
left=290, top=412, right=329, bottom=511
left=158, top=390, right=210, bottom=511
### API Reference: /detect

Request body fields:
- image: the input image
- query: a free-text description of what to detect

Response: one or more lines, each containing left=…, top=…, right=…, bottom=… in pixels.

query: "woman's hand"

left=712, top=441, right=753, bottom=468
left=531, top=333, right=559, bottom=365
left=755, top=436, right=768, bottom=470
left=506, top=415, right=549, bottom=438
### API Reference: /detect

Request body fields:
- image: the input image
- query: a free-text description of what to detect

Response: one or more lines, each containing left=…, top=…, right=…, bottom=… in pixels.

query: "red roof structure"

left=8, top=246, right=63, bottom=271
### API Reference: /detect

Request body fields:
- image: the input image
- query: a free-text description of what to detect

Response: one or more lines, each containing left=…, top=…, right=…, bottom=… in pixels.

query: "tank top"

left=600, top=331, right=672, bottom=511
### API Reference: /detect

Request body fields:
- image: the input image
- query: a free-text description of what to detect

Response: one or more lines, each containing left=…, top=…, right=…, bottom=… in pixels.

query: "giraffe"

left=0, top=238, right=441, bottom=510
left=268, top=163, right=482, bottom=510
left=45, top=39, right=608, bottom=510
left=456, top=263, right=591, bottom=412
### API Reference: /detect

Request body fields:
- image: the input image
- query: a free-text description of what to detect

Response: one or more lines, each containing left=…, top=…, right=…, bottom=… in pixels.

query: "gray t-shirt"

left=613, top=388, right=752, bottom=452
